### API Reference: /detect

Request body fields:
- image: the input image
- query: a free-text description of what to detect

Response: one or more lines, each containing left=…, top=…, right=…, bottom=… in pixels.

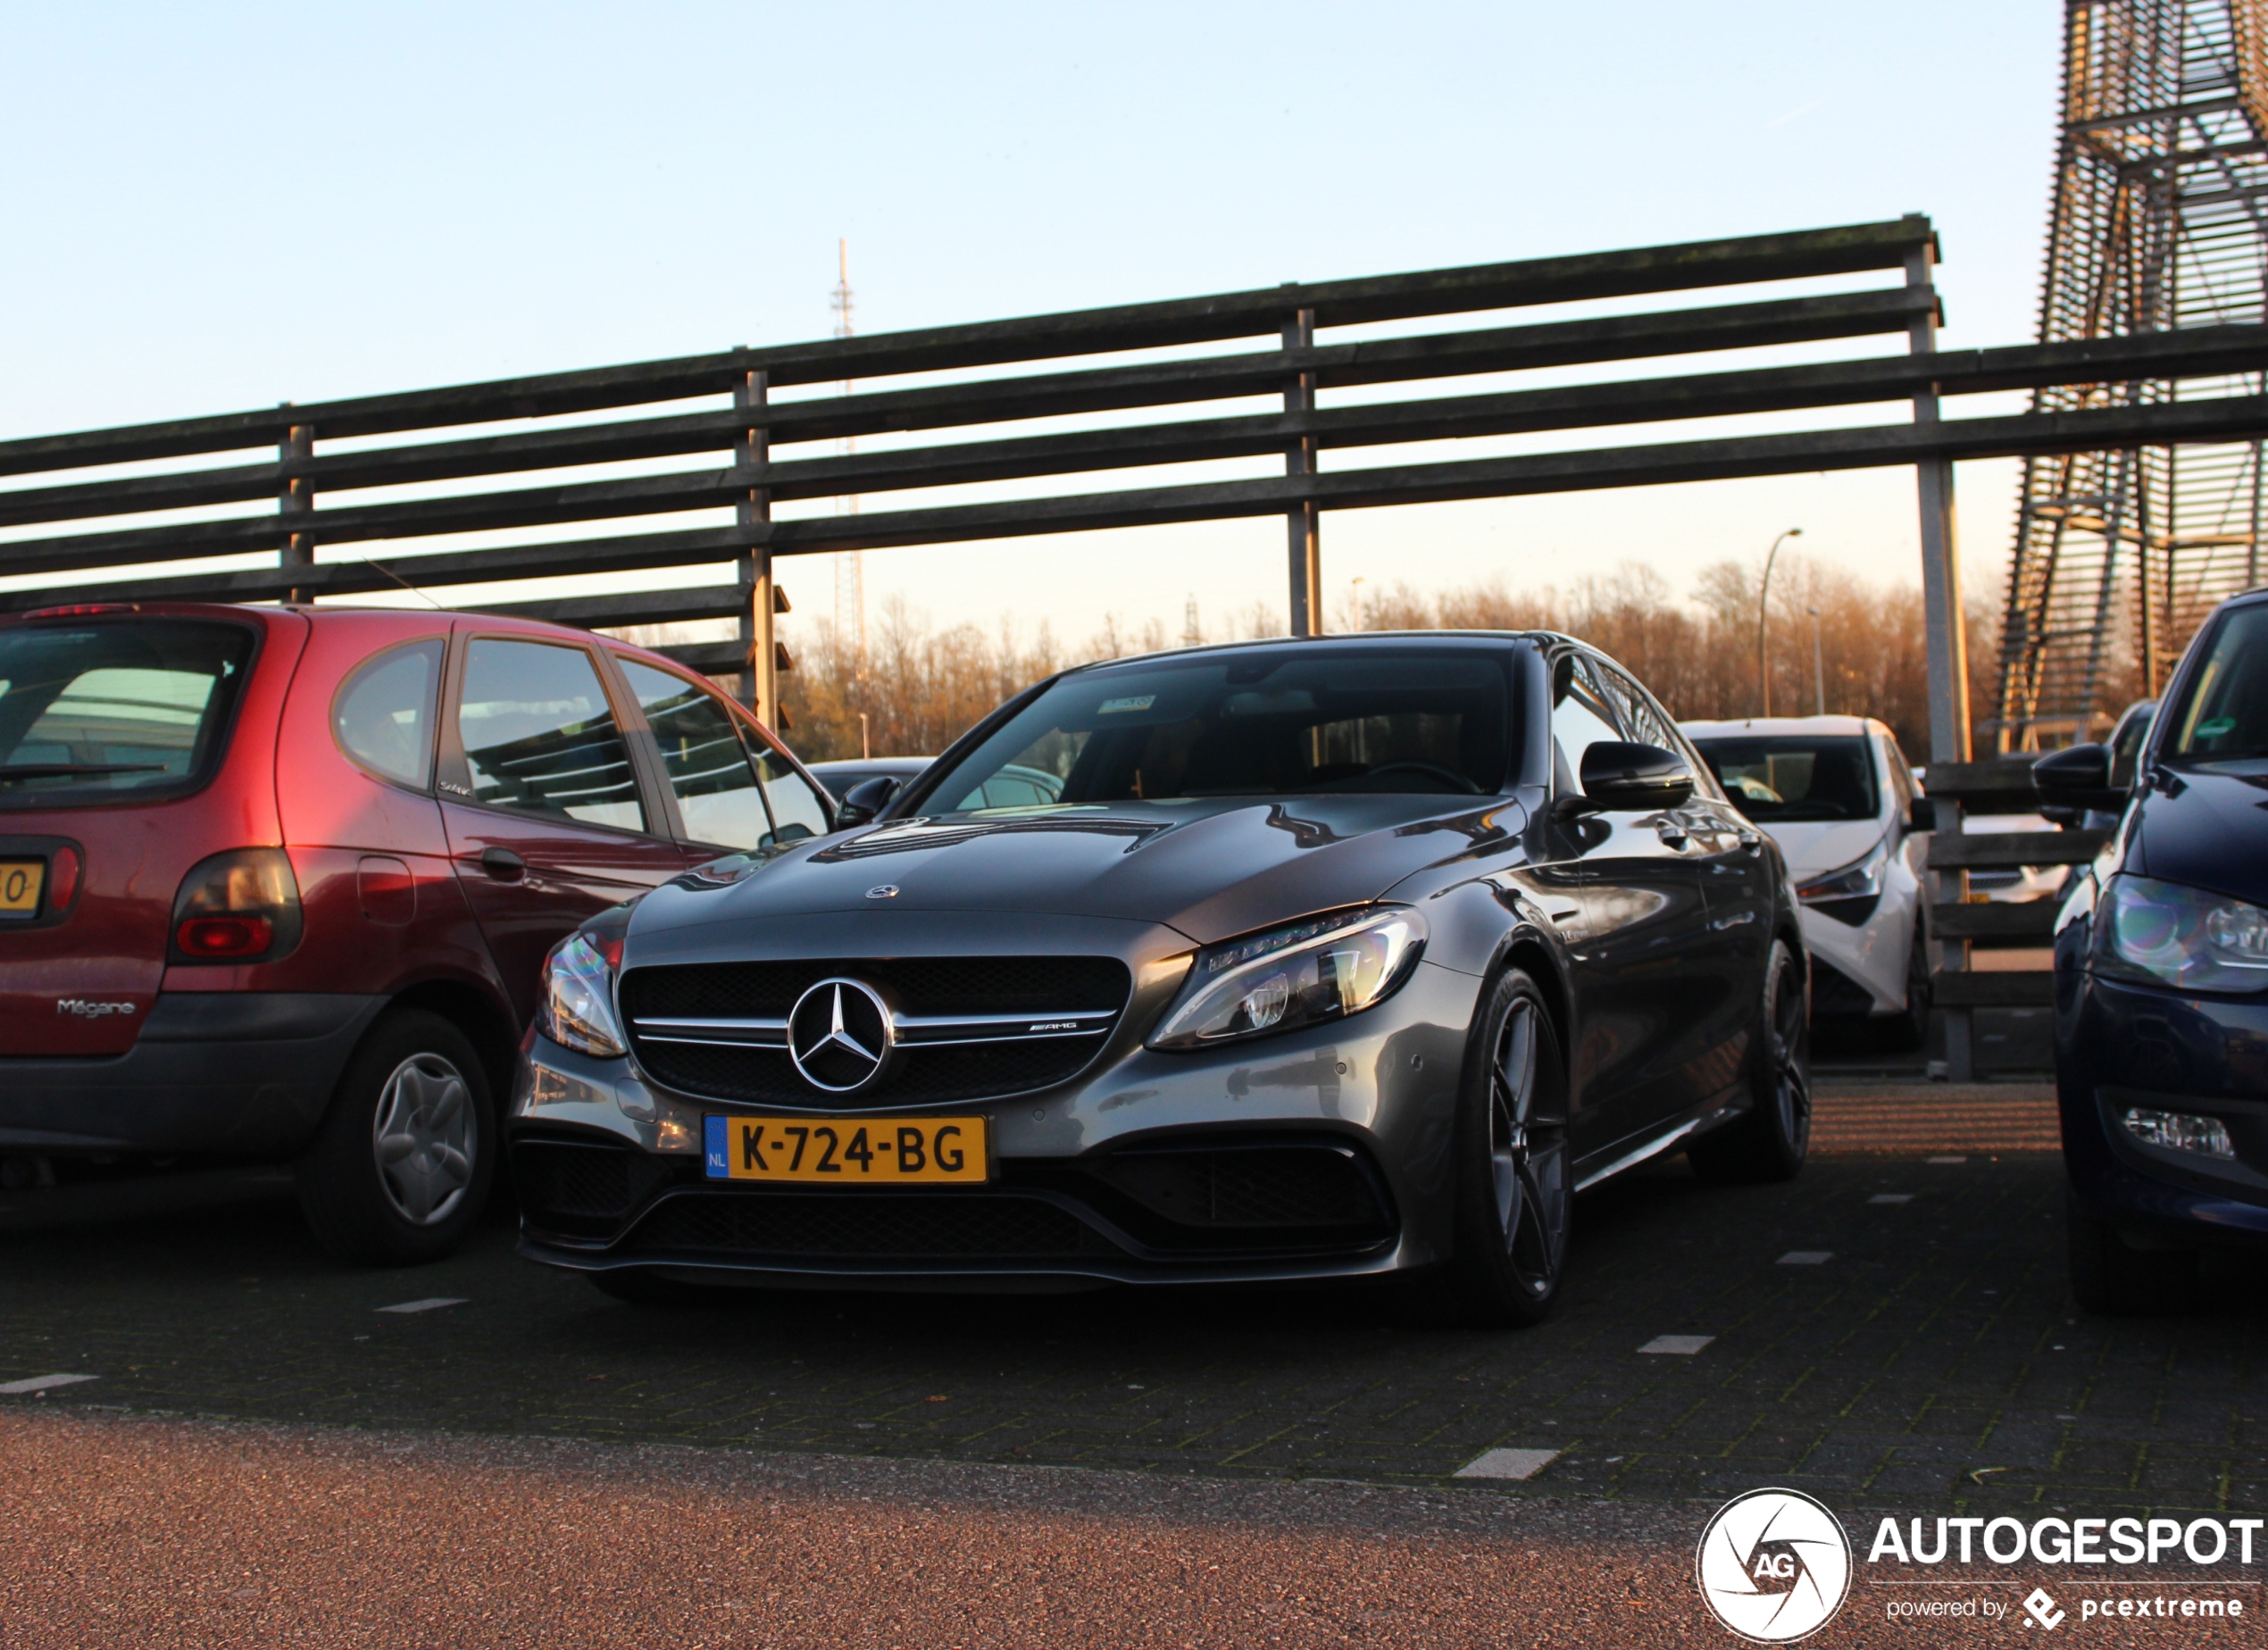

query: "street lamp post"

left=1809, top=604, right=1826, bottom=716
left=1755, top=528, right=1802, bottom=717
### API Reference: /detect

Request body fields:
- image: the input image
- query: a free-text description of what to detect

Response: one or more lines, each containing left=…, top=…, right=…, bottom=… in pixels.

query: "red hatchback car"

left=0, top=601, right=834, bottom=1262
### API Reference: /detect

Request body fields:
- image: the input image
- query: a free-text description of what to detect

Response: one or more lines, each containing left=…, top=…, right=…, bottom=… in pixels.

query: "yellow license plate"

left=703, top=1113, right=990, bottom=1184
left=0, top=861, right=45, bottom=915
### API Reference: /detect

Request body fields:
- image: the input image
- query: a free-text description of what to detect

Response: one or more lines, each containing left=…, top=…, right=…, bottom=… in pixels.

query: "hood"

left=1755, top=819, right=1885, bottom=882
left=2130, top=762, right=2268, bottom=909
left=631, top=796, right=1524, bottom=948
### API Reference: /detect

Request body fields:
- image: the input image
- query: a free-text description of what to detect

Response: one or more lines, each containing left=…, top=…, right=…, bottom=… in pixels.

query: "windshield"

left=1688, top=734, right=1880, bottom=822
left=926, top=651, right=1512, bottom=812
left=0, top=619, right=254, bottom=806
left=2164, top=604, right=2268, bottom=764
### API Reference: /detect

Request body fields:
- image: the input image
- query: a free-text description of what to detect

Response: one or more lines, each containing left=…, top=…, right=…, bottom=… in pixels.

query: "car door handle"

left=1655, top=824, right=1689, bottom=848
left=1737, top=829, right=1764, bottom=854
left=479, top=847, right=527, bottom=881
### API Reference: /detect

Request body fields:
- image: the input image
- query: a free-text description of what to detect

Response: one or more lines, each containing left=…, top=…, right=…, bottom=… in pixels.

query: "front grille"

left=626, top=1190, right=1118, bottom=1260
left=621, top=955, right=1132, bottom=1106
left=513, top=1139, right=689, bottom=1239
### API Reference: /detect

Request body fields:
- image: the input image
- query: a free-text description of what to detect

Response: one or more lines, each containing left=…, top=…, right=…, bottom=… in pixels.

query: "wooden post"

left=279, top=407, right=313, bottom=604
left=734, top=368, right=778, bottom=725
left=1282, top=300, right=1321, bottom=636
left=1906, top=237, right=1974, bottom=1080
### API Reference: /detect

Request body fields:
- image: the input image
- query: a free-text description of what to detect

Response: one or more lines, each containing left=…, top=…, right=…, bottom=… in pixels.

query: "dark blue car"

left=2038, top=588, right=2268, bottom=1312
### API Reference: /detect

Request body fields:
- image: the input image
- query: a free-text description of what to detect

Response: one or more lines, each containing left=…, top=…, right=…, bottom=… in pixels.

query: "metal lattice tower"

left=1994, top=0, right=2268, bottom=750
left=830, top=238, right=867, bottom=668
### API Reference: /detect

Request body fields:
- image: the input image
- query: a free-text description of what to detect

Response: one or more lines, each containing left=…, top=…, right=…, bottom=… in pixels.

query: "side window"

left=754, top=746, right=833, bottom=845
left=617, top=660, right=772, bottom=850
left=1549, top=655, right=1625, bottom=796
left=333, top=639, right=442, bottom=789
left=456, top=639, right=646, bottom=831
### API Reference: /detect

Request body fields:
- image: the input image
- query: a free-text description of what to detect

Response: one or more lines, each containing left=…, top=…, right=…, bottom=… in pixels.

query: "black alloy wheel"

left=1690, top=938, right=1812, bottom=1183
left=1436, top=968, right=1572, bottom=1328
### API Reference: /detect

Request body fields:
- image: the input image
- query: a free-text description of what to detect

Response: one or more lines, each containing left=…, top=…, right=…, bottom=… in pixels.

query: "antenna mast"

left=830, top=238, right=867, bottom=672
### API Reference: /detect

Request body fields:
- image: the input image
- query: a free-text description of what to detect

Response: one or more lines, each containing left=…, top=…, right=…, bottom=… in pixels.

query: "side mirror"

left=1570, top=741, right=1695, bottom=813
left=1906, top=796, right=1938, bottom=832
left=2031, top=742, right=2126, bottom=814
left=835, top=775, right=899, bottom=829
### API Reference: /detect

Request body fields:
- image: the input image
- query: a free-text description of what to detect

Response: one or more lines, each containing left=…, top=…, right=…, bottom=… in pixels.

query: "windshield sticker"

left=1097, top=696, right=1156, bottom=714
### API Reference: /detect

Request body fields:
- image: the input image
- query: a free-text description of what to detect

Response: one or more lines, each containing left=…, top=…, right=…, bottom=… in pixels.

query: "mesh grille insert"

left=513, top=1140, right=688, bottom=1239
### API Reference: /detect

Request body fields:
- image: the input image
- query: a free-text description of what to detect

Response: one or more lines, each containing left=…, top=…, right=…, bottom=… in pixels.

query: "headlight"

left=1148, top=906, right=1426, bottom=1051
left=1797, top=836, right=1890, bottom=904
left=538, top=931, right=628, bottom=1057
left=2092, top=874, right=2268, bottom=994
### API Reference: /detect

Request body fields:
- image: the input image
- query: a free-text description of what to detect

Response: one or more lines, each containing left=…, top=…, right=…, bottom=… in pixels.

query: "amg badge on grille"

left=788, top=978, right=896, bottom=1093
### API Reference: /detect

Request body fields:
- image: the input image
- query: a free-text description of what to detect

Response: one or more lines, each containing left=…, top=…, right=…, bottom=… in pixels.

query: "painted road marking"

left=1638, top=1335, right=1715, bottom=1355
left=0, top=1373, right=97, bottom=1395
left=1455, top=1447, right=1561, bottom=1480
left=376, top=1297, right=468, bottom=1314
left=1779, top=1251, right=1834, bottom=1265
left=1869, top=1194, right=1914, bottom=1204
left=1927, top=1155, right=1968, bottom=1164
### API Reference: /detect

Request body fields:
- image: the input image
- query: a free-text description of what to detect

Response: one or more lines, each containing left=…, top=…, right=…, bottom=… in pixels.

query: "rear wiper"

left=0, top=762, right=166, bottom=781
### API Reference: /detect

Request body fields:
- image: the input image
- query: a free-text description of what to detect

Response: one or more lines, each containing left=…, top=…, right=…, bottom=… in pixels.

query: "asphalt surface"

left=7, top=1081, right=2268, bottom=1646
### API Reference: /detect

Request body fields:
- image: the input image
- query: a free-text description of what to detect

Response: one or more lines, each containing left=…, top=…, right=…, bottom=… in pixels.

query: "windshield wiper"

left=0, top=762, right=166, bottom=782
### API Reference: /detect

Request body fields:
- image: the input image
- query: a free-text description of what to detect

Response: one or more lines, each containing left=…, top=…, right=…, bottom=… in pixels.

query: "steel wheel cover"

left=371, top=1052, right=475, bottom=1227
left=1489, top=997, right=1568, bottom=1297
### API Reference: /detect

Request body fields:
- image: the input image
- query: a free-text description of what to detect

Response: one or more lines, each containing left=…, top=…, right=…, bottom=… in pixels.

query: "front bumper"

left=509, top=958, right=1482, bottom=1287
left=1797, top=891, right=1914, bottom=1017
left=2057, top=966, right=2268, bottom=1246
left=0, top=992, right=387, bottom=1157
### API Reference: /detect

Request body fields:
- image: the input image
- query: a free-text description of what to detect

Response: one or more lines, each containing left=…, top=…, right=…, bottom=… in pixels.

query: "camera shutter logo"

left=1694, top=1488, right=1852, bottom=1643
left=788, top=978, right=896, bottom=1093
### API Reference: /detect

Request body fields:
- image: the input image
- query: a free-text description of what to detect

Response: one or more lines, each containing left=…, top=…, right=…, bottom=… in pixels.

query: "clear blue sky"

left=0, top=3, right=2063, bottom=640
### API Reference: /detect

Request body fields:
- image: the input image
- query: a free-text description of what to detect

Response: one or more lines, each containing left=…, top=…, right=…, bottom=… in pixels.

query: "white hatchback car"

left=1680, top=715, right=1935, bottom=1047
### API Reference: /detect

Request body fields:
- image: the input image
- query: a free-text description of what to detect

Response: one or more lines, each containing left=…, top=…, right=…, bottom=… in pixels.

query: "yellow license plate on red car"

left=703, top=1114, right=990, bottom=1184
left=0, top=861, right=45, bottom=915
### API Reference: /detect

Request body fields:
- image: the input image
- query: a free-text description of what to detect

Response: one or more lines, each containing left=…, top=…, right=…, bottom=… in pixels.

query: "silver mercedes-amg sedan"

left=509, top=632, right=1809, bottom=1325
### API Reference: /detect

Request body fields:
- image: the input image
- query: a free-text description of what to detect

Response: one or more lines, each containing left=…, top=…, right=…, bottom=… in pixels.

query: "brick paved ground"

left=4, top=1082, right=2263, bottom=1517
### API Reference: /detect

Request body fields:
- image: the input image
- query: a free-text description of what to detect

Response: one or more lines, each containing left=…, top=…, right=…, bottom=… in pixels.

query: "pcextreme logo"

left=1695, top=1488, right=1854, bottom=1643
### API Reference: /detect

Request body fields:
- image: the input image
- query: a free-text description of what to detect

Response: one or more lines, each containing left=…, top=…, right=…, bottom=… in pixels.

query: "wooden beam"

left=1927, top=829, right=2109, bottom=870
left=0, top=220, right=1933, bottom=474
left=1931, top=971, right=2056, bottom=1007
left=1930, top=900, right=2062, bottom=939
left=0, top=287, right=1940, bottom=521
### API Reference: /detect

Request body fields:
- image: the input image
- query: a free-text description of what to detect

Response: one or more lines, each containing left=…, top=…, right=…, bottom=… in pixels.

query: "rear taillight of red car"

left=171, top=848, right=302, bottom=963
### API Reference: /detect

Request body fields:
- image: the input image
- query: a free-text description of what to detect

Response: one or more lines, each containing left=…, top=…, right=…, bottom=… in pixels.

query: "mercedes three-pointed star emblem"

left=787, top=977, right=896, bottom=1093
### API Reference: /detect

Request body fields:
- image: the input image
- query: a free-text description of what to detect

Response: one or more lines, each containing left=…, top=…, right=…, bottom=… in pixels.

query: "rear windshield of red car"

left=0, top=618, right=256, bottom=807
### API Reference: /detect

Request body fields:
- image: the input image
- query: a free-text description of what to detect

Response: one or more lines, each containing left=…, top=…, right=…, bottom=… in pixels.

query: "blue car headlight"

left=1148, top=906, right=1427, bottom=1051
left=538, top=930, right=629, bottom=1057
left=2091, top=873, right=2268, bottom=994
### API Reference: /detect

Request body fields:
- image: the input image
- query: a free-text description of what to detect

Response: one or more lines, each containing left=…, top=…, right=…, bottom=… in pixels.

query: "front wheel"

left=296, top=1009, right=494, bottom=1265
left=1430, top=969, right=1572, bottom=1329
left=1690, top=938, right=1811, bottom=1184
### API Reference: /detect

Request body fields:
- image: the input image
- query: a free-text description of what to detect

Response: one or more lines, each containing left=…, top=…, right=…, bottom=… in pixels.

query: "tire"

left=1879, top=918, right=1930, bottom=1053
left=1429, top=968, right=1572, bottom=1329
left=1690, top=937, right=1812, bottom=1184
left=296, top=1009, right=494, bottom=1266
left=2067, top=1192, right=2201, bottom=1315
